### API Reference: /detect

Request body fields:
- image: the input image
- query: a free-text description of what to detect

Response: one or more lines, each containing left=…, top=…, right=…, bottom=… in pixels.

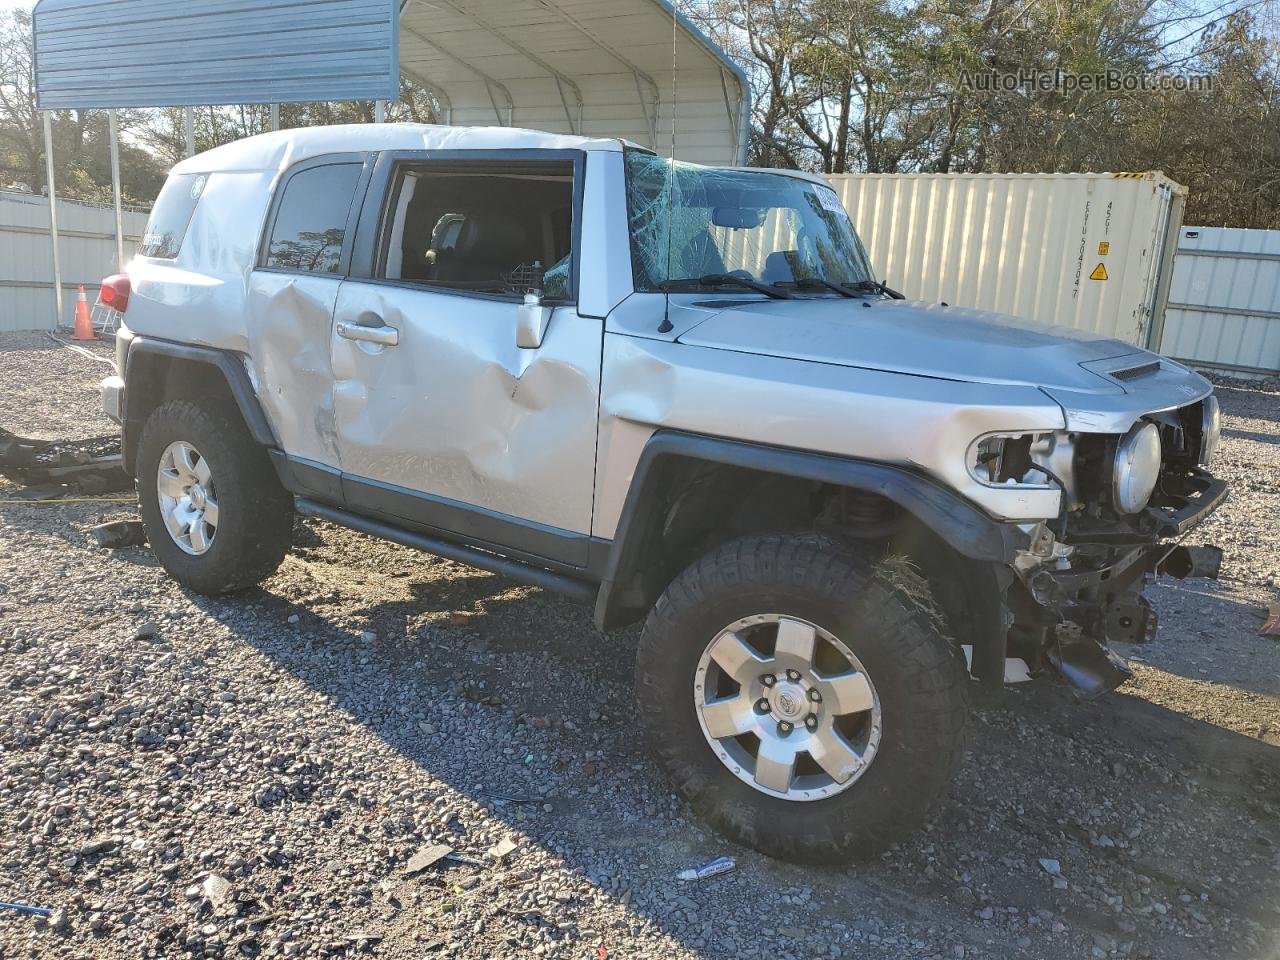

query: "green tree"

left=0, top=9, right=161, bottom=201
left=1123, top=11, right=1280, bottom=227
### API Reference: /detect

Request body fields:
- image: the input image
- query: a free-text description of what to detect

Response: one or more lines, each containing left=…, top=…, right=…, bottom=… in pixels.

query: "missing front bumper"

left=1014, top=541, right=1224, bottom=699
left=1045, top=626, right=1135, bottom=700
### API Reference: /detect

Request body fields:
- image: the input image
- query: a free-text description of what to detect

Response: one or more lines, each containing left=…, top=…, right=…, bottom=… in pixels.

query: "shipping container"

left=1160, top=226, right=1280, bottom=376
left=826, top=172, right=1186, bottom=349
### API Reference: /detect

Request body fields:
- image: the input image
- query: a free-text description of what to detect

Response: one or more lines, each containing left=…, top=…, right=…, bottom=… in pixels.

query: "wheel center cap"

left=189, top=485, right=206, bottom=509
left=771, top=682, right=807, bottom=720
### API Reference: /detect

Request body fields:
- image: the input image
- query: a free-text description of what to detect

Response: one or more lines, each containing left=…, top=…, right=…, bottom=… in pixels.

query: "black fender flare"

left=121, top=337, right=277, bottom=472
left=593, top=431, right=1025, bottom=654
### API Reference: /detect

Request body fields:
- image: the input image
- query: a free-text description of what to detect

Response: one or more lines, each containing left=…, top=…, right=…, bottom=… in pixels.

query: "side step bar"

left=295, top=498, right=599, bottom=605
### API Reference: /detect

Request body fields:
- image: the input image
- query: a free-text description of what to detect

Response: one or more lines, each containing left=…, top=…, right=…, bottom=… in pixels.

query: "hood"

left=675, top=298, right=1143, bottom=394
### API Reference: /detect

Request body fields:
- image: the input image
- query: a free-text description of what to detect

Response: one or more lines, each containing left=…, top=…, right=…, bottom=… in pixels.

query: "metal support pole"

left=184, top=107, right=196, bottom=157
left=270, top=103, right=281, bottom=131
left=42, top=112, right=64, bottom=329
left=109, top=110, right=126, bottom=271
left=375, top=100, right=386, bottom=123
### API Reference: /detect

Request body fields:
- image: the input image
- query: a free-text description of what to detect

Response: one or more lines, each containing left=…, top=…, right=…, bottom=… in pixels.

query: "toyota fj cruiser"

left=100, top=125, right=1226, bottom=863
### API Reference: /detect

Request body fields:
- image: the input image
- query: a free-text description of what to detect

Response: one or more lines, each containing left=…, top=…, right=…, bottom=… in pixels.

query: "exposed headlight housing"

left=1199, top=395, right=1221, bottom=465
left=1112, top=421, right=1162, bottom=514
left=970, top=431, right=1078, bottom=505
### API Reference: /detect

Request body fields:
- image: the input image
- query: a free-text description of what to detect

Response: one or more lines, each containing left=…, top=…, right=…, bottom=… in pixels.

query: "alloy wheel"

left=156, top=440, right=220, bottom=556
left=693, top=614, right=882, bottom=801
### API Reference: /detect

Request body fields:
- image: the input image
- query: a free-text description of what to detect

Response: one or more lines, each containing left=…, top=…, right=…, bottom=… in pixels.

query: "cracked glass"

left=624, top=151, right=875, bottom=292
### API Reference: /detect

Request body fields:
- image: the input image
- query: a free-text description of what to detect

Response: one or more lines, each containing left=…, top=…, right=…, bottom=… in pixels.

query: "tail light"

left=100, top=274, right=131, bottom=313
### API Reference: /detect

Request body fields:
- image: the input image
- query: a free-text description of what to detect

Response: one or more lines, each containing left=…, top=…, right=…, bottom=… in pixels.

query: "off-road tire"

left=137, top=399, right=293, bottom=594
left=636, top=534, right=970, bottom=863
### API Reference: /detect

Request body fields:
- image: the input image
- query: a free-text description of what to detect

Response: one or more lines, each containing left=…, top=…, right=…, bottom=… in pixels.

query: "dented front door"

left=329, top=284, right=603, bottom=566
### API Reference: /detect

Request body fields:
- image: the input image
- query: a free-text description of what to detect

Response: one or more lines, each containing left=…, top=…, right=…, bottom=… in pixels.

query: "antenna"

left=665, top=1, right=678, bottom=285
left=670, top=3, right=678, bottom=164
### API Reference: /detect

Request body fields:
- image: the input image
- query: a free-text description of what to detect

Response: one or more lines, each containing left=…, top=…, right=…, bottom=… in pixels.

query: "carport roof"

left=397, top=0, right=748, bottom=165
left=32, top=0, right=749, bottom=165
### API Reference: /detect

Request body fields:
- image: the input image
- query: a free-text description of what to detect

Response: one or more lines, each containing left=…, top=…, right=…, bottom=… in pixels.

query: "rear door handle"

left=337, top=320, right=399, bottom=347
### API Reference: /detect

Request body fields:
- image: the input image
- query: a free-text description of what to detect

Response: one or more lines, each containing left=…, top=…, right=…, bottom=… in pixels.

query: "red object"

left=1261, top=601, right=1280, bottom=637
left=72, top=285, right=96, bottom=341
left=100, top=274, right=131, bottom=313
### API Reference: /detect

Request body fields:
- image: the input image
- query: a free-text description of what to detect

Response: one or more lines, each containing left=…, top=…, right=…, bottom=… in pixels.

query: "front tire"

left=137, top=399, right=293, bottom=595
left=636, top=534, right=969, bottom=863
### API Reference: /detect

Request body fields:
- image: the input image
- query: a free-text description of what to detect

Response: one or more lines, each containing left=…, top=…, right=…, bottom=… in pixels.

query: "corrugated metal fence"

left=1160, top=226, right=1280, bottom=376
left=0, top=190, right=148, bottom=332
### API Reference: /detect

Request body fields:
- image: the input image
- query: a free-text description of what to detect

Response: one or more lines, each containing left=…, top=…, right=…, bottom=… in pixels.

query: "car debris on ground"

left=0, top=426, right=130, bottom=496
left=487, top=838, right=519, bottom=862
left=87, top=519, right=146, bottom=549
left=1, top=333, right=1278, bottom=959
left=676, top=857, right=736, bottom=882
left=404, top=844, right=456, bottom=875
left=1260, top=601, right=1280, bottom=637
left=0, top=901, right=52, bottom=918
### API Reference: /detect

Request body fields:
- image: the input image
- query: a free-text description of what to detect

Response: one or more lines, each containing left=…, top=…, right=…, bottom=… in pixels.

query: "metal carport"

left=395, top=0, right=749, bottom=166
left=31, top=0, right=749, bottom=324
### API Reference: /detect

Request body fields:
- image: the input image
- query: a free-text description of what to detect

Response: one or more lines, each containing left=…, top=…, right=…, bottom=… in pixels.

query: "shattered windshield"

left=624, top=151, right=875, bottom=292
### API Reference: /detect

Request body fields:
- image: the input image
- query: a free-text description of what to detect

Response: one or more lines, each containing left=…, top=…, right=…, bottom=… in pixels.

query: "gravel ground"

left=1, top=330, right=1278, bottom=960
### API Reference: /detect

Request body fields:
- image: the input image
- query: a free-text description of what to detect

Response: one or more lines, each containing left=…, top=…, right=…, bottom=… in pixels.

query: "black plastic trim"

left=1159, top=471, right=1228, bottom=537
left=594, top=430, right=1026, bottom=631
left=269, top=451, right=343, bottom=504
left=296, top=498, right=598, bottom=605
left=342, top=473, right=594, bottom=570
left=121, top=338, right=276, bottom=472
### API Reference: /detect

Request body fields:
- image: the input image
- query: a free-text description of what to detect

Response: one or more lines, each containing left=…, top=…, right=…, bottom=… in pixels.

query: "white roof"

left=171, top=123, right=630, bottom=175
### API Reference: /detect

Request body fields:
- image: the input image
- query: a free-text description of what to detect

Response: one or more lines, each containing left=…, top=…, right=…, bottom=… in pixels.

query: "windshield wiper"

left=772, top=278, right=857, bottom=298
left=844, top=279, right=906, bottom=300
left=660, top=274, right=793, bottom=300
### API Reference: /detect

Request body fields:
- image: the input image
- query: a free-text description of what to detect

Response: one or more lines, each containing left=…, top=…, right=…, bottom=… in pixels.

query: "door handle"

left=337, top=320, right=399, bottom=347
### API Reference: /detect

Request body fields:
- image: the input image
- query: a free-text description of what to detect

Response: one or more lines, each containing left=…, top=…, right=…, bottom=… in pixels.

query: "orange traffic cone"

left=72, top=285, right=96, bottom=341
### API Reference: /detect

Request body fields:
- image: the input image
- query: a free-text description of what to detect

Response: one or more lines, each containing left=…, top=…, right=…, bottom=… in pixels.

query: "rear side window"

left=141, top=173, right=207, bottom=259
left=264, top=163, right=363, bottom=274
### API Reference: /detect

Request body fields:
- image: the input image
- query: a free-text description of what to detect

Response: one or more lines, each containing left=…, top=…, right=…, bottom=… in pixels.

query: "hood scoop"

left=1109, top=360, right=1161, bottom=382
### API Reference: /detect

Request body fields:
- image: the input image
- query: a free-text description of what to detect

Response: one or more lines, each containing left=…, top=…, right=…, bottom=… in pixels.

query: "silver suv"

left=100, top=124, right=1226, bottom=863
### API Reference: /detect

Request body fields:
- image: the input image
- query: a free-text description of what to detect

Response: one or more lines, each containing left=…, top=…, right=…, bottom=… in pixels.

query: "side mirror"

left=516, top=292, right=552, bottom=349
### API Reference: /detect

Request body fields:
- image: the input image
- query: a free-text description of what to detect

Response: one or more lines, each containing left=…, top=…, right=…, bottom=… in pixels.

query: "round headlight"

left=1112, top=421, right=1162, bottom=514
left=1200, top=395, right=1221, bottom=465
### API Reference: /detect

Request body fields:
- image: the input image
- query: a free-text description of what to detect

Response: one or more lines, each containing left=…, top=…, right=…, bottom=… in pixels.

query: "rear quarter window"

left=262, top=163, right=363, bottom=274
left=141, top=173, right=207, bottom=259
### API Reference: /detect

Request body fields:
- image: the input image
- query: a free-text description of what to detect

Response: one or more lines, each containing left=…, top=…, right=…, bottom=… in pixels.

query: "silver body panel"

left=122, top=170, right=274, bottom=354
left=101, top=374, right=124, bottom=422
left=108, top=125, right=1217, bottom=554
left=592, top=333, right=1068, bottom=537
left=577, top=152, right=635, bottom=321
left=330, top=283, right=602, bottom=538
left=247, top=272, right=345, bottom=468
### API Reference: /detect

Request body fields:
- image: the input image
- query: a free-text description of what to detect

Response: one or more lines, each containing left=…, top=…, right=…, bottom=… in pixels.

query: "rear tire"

left=137, top=399, right=292, bottom=595
left=636, top=534, right=969, bottom=863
